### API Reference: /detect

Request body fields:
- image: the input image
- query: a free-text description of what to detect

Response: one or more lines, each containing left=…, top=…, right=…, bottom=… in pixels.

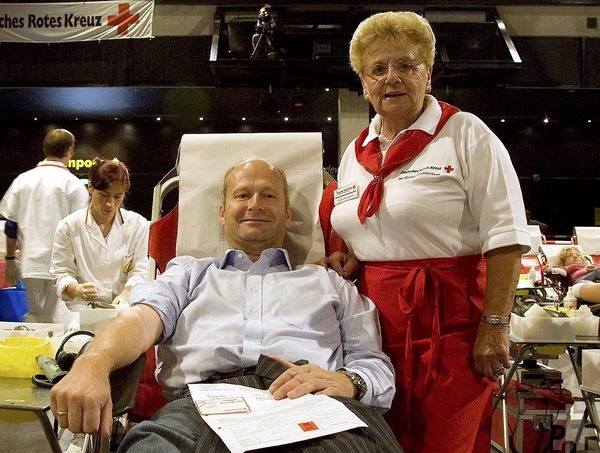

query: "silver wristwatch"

left=337, top=368, right=367, bottom=400
left=481, top=314, right=509, bottom=325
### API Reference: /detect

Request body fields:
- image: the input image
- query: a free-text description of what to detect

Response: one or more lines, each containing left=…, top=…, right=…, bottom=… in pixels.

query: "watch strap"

left=481, top=314, right=509, bottom=325
left=336, top=368, right=367, bottom=400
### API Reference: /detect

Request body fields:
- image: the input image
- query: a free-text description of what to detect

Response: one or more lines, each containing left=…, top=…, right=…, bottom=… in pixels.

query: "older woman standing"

left=51, top=158, right=149, bottom=318
left=322, top=11, right=530, bottom=452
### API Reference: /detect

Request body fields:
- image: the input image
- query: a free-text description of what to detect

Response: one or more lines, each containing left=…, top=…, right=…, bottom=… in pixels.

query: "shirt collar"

left=362, top=94, right=441, bottom=147
left=36, top=160, right=69, bottom=169
left=85, top=207, right=125, bottom=228
left=220, top=248, right=292, bottom=274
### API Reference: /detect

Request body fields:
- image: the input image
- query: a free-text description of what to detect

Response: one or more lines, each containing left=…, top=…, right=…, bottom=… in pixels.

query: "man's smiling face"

left=219, top=159, right=291, bottom=260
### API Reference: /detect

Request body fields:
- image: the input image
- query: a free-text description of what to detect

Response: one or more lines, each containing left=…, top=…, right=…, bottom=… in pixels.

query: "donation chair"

left=538, top=243, right=592, bottom=297
left=573, top=226, right=600, bottom=263
left=139, top=132, right=330, bottom=423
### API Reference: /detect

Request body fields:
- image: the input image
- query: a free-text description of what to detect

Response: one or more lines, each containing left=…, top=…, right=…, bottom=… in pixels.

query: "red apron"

left=359, top=255, right=494, bottom=453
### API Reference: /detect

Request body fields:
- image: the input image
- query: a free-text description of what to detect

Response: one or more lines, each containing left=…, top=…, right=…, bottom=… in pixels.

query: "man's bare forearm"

left=72, top=304, right=162, bottom=375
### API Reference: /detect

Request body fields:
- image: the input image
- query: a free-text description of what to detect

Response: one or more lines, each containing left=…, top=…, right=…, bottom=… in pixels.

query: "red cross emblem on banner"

left=108, top=3, right=140, bottom=36
left=444, top=165, right=454, bottom=173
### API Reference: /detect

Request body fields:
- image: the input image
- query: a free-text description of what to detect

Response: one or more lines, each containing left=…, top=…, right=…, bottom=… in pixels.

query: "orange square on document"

left=298, top=421, right=319, bottom=432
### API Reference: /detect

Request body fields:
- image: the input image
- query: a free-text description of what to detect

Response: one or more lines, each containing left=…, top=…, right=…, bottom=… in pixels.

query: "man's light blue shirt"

left=130, top=248, right=395, bottom=412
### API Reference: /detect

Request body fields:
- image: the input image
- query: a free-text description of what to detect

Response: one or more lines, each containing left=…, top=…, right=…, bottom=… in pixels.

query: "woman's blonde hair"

left=349, top=11, right=436, bottom=75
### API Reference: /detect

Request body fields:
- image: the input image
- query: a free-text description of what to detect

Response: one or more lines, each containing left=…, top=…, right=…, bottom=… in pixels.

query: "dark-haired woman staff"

left=322, top=11, right=530, bottom=453
left=51, top=158, right=148, bottom=321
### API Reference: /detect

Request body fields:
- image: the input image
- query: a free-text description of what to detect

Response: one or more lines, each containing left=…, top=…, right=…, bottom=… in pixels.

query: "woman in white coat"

left=51, top=158, right=149, bottom=320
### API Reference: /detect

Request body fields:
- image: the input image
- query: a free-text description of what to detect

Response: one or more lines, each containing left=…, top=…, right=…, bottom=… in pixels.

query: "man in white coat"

left=0, top=129, right=89, bottom=322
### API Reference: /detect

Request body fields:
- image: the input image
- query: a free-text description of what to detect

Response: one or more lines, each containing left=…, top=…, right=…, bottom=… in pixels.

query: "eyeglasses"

left=362, top=59, right=425, bottom=82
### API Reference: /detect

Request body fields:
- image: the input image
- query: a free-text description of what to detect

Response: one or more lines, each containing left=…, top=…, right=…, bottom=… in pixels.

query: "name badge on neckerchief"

left=334, top=183, right=359, bottom=205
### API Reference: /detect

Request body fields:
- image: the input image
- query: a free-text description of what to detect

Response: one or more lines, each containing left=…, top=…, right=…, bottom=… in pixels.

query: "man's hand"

left=3, top=260, right=20, bottom=286
left=313, top=252, right=360, bottom=280
left=268, top=356, right=355, bottom=400
left=49, top=355, right=113, bottom=437
left=472, top=323, right=511, bottom=382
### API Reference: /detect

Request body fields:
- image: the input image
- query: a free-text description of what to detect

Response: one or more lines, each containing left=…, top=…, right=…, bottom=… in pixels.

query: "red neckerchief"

left=355, top=101, right=460, bottom=224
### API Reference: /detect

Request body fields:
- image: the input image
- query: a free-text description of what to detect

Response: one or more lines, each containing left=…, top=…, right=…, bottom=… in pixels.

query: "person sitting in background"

left=51, top=158, right=149, bottom=323
left=50, top=158, right=400, bottom=453
left=542, top=245, right=598, bottom=289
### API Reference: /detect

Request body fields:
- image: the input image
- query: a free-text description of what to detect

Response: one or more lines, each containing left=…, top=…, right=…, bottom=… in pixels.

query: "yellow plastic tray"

left=0, top=337, right=51, bottom=378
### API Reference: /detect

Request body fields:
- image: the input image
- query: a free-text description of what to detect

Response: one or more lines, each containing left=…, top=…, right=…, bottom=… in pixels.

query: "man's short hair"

left=42, top=129, right=75, bottom=158
left=222, top=157, right=289, bottom=207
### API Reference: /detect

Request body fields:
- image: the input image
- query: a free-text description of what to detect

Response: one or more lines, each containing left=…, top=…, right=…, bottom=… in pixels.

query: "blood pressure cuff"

left=4, top=220, right=17, bottom=239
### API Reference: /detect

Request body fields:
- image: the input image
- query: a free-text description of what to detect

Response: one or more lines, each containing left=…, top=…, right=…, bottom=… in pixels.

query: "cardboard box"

left=582, top=349, right=600, bottom=394
left=510, top=314, right=576, bottom=341
left=574, top=316, right=599, bottom=337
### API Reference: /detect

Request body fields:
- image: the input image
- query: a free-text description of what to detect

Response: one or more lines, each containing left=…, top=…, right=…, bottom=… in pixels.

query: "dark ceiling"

left=1, top=0, right=598, bottom=4
left=162, top=0, right=598, bottom=4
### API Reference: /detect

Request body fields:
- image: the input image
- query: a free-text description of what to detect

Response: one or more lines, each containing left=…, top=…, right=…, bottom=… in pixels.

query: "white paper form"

left=189, top=383, right=367, bottom=453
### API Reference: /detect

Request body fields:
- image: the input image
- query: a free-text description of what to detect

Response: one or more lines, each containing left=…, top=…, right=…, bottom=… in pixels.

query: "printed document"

left=189, top=383, right=367, bottom=452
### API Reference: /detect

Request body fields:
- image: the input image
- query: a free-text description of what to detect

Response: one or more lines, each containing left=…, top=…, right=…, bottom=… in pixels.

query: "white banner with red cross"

left=0, top=1, right=154, bottom=42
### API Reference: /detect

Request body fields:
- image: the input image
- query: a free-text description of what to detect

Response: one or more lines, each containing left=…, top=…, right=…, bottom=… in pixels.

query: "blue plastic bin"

left=0, top=288, right=28, bottom=322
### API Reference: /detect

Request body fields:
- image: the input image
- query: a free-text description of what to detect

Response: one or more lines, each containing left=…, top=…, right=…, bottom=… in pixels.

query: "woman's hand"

left=472, top=323, right=511, bottom=382
left=112, top=287, right=131, bottom=305
left=75, top=282, right=99, bottom=301
left=314, top=252, right=360, bottom=280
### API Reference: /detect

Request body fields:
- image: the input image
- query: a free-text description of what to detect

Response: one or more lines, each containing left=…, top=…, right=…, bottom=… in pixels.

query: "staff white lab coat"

left=0, top=161, right=89, bottom=278
left=51, top=207, right=149, bottom=310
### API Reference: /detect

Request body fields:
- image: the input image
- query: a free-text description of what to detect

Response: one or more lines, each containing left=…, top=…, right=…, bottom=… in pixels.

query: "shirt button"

left=251, top=308, right=257, bottom=313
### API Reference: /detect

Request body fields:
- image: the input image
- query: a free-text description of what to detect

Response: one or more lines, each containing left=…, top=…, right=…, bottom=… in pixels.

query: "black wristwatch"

left=337, top=368, right=367, bottom=400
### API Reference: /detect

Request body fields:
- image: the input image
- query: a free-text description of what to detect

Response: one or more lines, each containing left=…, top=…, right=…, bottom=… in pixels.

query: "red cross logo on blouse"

left=108, top=3, right=140, bottom=36
left=444, top=165, right=454, bottom=173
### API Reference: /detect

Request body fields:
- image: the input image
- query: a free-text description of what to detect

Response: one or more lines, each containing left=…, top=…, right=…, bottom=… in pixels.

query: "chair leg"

left=90, top=416, right=129, bottom=453
left=110, top=415, right=129, bottom=451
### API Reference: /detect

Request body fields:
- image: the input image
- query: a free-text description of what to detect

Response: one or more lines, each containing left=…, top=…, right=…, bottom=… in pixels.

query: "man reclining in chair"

left=50, top=158, right=401, bottom=453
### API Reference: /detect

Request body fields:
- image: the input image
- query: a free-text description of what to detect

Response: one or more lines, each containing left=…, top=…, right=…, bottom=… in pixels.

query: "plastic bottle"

left=529, top=266, right=537, bottom=282
left=563, top=287, right=577, bottom=311
left=12, top=258, right=25, bottom=289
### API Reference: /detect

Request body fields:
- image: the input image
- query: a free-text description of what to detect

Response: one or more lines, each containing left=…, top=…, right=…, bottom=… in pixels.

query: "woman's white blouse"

left=331, top=95, right=530, bottom=261
left=51, top=207, right=149, bottom=308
